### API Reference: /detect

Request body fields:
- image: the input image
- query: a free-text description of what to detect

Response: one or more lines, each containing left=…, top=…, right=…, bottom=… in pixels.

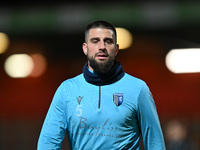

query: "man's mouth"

left=96, top=53, right=108, bottom=60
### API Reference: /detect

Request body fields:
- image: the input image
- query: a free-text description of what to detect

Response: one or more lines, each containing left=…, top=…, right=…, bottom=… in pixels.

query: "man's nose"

left=99, top=41, right=106, bottom=49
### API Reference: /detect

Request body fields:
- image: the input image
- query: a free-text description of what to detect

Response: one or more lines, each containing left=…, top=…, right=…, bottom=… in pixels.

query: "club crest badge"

left=113, top=93, right=123, bottom=106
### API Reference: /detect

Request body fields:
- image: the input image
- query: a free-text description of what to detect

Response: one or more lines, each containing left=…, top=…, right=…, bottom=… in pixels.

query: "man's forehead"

left=88, top=28, right=114, bottom=38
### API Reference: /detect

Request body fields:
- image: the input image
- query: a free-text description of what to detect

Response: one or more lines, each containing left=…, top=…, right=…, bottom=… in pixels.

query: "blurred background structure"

left=0, top=1, right=200, bottom=149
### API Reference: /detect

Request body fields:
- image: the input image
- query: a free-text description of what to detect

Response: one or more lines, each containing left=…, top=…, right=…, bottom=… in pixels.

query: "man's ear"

left=82, top=43, right=87, bottom=55
left=115, top=44, right=119, bottom=56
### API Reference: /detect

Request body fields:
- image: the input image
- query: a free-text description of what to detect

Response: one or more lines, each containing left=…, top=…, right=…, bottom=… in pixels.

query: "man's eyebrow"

left=90, top=37, right=100, bottom=41
left=104, top=38, right=114, bottom=43
left=104, top=37, right=114, bottom=41
left=89, top=37, right=114, bottom=43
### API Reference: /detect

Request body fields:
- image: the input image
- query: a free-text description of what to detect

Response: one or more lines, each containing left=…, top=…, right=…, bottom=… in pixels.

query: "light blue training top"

left=38, top=73, right=166, bottom=150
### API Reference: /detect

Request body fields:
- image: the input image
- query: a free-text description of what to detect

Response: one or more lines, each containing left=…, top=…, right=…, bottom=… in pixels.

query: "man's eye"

left=92, top=40, right=98, bottom=43
left=107, top=41, right=111, bottom=44
left=106, top=40, right=113, bottom=44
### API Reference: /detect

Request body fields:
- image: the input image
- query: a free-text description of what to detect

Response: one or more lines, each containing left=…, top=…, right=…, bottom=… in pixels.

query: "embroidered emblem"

left=77, top=96, right=83, bottom=104
left=113, top=93, right=123, bottom=106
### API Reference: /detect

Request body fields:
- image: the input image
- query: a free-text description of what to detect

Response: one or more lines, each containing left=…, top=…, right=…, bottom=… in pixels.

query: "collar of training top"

left=83, top=61, right=125, bottom=86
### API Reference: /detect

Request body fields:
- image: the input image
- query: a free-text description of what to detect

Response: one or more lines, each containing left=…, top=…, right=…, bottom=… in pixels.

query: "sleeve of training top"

left=37, top=83, right=67, bottom=150
left=137, top=83, right=166, bottom=150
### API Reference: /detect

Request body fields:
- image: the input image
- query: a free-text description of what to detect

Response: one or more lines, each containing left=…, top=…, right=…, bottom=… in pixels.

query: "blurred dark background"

left=0, top=1, right=200, bottom=149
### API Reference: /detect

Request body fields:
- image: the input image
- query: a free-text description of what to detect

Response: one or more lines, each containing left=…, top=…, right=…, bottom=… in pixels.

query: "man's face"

left=83, top=28, right=119, bottom=74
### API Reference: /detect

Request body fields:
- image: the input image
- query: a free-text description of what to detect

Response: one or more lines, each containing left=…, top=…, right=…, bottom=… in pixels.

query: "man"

left=38, top=20, right=166, bottom=150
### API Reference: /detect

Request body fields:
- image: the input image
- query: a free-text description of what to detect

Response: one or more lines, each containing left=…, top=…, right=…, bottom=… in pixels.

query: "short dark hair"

left=85, top=20, right=117, bottom=43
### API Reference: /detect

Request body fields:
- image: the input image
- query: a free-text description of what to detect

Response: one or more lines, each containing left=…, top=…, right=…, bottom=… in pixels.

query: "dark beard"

left=88, top=56, right=114, bottom=74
